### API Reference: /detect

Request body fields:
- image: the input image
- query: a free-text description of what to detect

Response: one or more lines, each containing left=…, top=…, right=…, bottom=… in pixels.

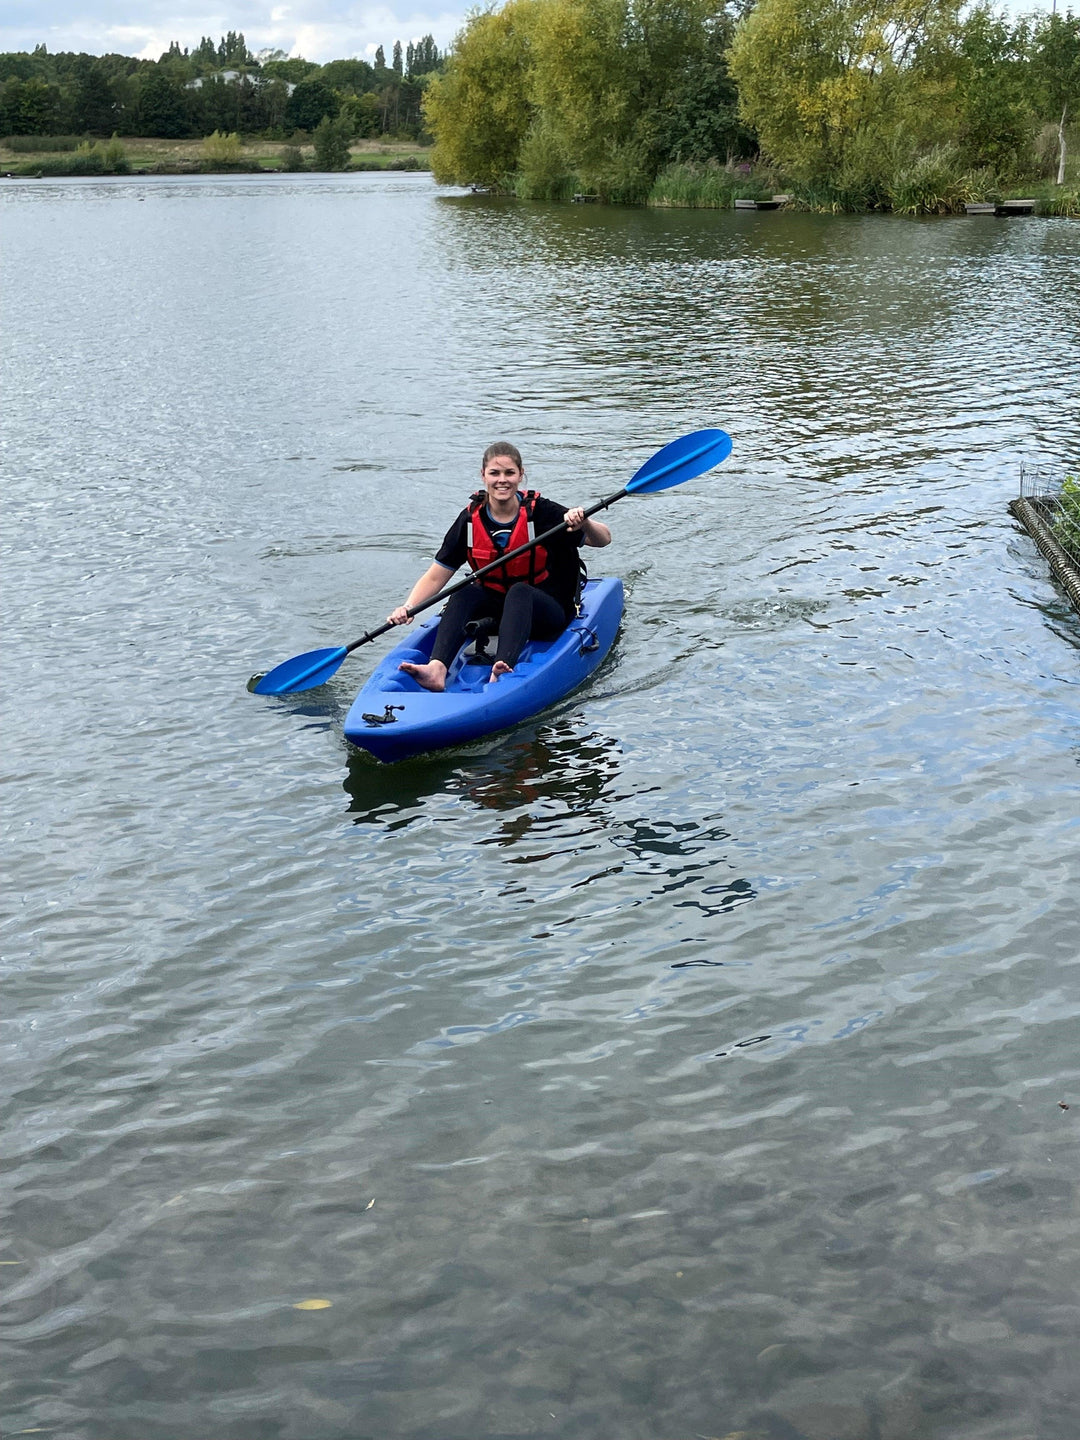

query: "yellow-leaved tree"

left=729, top=0, right=964, bottom=198
left=423, top=0, right=538, bottom=188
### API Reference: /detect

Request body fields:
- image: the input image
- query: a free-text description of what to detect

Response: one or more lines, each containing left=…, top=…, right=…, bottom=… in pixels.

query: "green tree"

left=136, top=66, right=191, bottom=137
left=955, top=7, right=1032, bottom=172
left=0, top=75, right=61, bottom=133
left=1025, top=11, right=1080, bottom=182
left=407, top=36, right=442, bottom=77
left=70, top=55, right=120, bottom=134
left=313, top=112, right=352, bottom=167
left=262, top=56, right=320, bottom=84
left=423, top=0, right=537, bottom=186
left=729, top=0, right=964, bottom=189
left=655, top=15, right=755, bottom=163
left=320, top=58, right=376, bottom=93
left=285, top=75, right=339, bottom=131
left=525, top=0, right=718, bottom=198
left=341, top=90, right=380, bottom=137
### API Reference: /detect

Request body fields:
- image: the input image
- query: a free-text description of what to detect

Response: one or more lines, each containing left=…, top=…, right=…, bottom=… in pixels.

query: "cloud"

left=0, top=0, right=1051, bottom=64
left=0, top=0, right=469, bottom=62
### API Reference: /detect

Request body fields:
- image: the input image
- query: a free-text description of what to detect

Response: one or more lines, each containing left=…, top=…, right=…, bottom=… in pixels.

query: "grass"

left=648, top=162, right=773, bottom=209
left=0, top=135, right=432, bottom=175
left=1054, top=476, right=1080, bottom=559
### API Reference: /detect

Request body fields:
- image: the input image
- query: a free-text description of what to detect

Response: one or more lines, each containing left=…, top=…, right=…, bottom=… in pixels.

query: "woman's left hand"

left=565, top=507, right=586, bottom=531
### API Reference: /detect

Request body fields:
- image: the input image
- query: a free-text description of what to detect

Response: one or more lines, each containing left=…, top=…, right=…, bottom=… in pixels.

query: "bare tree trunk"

left=1058, top=104, right=1068, bottom=187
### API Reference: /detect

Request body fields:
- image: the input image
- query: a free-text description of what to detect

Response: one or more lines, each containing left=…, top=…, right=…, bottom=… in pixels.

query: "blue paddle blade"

left=252, top=645, right=348, bottom=696
left=626, top=428, right=732, bottom=495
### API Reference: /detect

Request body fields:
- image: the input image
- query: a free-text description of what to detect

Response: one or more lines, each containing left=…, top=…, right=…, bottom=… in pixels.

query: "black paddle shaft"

left=343, top=487, right=627, bottom=657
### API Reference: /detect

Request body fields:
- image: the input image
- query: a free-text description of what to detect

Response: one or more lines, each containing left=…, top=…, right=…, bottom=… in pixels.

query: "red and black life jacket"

left=466, top=489, right=549, bottom=593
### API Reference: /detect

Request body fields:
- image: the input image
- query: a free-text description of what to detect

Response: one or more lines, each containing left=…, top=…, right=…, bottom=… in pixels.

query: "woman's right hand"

left=388, top=606, right=413, bottom=626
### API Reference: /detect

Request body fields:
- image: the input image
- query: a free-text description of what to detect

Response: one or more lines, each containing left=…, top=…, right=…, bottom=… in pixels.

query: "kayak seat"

left=462, top=617, right=499, bottom=664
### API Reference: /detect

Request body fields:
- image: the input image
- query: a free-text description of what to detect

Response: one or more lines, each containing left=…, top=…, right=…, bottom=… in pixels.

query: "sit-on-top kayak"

left=343, top=577, right=623, bottom=763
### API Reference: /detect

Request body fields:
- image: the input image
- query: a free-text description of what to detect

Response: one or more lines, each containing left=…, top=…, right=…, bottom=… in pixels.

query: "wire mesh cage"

left=1011, top=463, right=1080, bottom=613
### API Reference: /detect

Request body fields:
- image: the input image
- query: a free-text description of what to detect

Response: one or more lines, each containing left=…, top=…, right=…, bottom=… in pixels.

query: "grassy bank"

left=648, top=138, right=1080, bottom=218
left=0, top=135, right=432, bottom=177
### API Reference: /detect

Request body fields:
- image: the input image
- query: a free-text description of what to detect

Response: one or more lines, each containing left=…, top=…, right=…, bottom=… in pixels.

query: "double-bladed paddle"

left=251, top=427, right=733, bottom=696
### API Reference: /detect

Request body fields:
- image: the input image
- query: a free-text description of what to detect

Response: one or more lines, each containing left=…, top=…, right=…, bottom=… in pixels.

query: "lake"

left=2, top=171, right=1079, bottom=1440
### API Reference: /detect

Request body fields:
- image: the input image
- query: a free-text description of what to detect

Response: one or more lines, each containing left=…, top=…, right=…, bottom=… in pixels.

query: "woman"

left=387, top=443, right=612, bottom=689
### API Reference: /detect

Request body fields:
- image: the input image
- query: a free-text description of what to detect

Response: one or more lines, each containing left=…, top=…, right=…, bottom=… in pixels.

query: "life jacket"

left=466, top=490, right=549, bottom=593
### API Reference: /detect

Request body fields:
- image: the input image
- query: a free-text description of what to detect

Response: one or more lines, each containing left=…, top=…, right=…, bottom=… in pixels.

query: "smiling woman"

left=387, top=441, right=612, bottom=689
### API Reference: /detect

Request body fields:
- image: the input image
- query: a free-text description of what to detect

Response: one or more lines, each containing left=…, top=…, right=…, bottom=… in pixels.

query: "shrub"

left=2, top=134, right=81, bottom=152
left=887, top=145, right=974, bottom=215
left=102, top=135, right=129, bottom=173
left=648, top=162, right=765, bottom=209
left=279, top=145, right=305, bottom=171
left=201, top=130, right=243, bottom=166
left=1046, top=188, right=1080, bottom=217
left=312, top=115, right=351, bottom=170
left=16, top=152, right=103, bottom=175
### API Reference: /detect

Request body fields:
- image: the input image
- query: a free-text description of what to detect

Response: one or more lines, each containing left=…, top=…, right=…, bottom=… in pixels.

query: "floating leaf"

left=293, top=1298, right=332, bottom=1311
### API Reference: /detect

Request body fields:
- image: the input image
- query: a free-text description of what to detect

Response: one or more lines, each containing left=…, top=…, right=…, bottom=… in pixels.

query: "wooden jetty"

left=735, top=195, right=792, bottom=211
left=965, top=198, right=1037, bottom=216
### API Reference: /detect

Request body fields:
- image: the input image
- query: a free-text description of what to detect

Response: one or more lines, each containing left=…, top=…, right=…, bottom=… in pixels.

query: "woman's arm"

left=564, top=507, right=611, bottom=548
left=388, top=561, right=455, bottom=625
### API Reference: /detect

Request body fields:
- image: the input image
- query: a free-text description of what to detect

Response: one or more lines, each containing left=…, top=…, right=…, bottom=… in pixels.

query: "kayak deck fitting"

left=343, top=577, right=623, bottom=763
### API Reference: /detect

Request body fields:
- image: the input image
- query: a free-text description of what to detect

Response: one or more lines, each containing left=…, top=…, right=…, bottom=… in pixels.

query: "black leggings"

left=431, top=582, right=568, bottom=670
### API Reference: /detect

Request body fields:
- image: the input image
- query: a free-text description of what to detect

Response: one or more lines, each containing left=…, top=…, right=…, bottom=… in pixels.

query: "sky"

left=0, top=0, right=471, bottom=65
left=0, top=0, right=1060, bottom=66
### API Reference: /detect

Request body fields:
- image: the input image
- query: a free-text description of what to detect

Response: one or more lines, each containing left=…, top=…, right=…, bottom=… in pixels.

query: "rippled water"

left=3, top=172, right=1079, bottom=1440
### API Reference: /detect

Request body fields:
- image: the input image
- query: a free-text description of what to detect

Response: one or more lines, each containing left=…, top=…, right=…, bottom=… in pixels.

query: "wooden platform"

left=965, top=199, right=1037, bottom=216
left=734, top=196, right=790, bottom=210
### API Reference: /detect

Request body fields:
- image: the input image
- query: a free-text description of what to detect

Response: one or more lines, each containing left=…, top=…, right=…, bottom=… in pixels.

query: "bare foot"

left=399, top=659, right=447, bottom=692
left=489, top=661, right=514, bottom=683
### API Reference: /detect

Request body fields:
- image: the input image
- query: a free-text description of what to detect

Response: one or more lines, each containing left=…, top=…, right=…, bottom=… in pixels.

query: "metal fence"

left=1010, top=464, right=1080, bottom=614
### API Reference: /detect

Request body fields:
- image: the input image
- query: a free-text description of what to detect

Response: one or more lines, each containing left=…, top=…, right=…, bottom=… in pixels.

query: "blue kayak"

left=343, top=577, right=623, bottom=763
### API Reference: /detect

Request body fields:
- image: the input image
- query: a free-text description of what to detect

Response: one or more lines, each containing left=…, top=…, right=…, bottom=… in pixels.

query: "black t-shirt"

left=435, top=495, right=585, bottom=616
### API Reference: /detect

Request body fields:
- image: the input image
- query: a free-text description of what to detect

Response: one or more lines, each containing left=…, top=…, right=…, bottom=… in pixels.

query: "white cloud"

left=0, top=0, right=469, bottom=63
left=0, top=0, right=1055, bottom=65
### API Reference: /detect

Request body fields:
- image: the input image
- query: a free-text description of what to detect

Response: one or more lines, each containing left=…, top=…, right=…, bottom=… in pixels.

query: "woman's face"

left=481, top=455, right=523, bottom=505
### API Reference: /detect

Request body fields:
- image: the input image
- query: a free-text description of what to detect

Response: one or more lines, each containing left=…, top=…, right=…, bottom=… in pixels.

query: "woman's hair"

left=481, top=442, right=524, bottom=473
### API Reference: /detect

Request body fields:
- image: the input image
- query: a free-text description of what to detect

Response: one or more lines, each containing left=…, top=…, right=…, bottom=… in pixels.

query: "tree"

left=320, top=58, right=376, bottom=93
left=423, top=0, right=538, bottom=186
left=393, top=41, right=404, bottom=78
left=136, top=67, right=191, bottom=137
left=374, top=46, right=386, bottom=70
left=955, top=7, right=1032, bottom=173
left=1025, top=11, right=1080, bottom=183
left=0, top=75, right=61, bottom=134
left=342, top=90, right=381, bottom=137
left=525, top=0, right=719, bottom=198
left=313, top=112, right=352, bottom=167
left=70, top=55, right=120, bottom=134
left=261, top=56, right=320, bottom=84
left=408, top=35, right=442, bottom=77
left=655, top=15, right=755, bottom=164
left=728, top=0, right=965, bottom=188
left=284, top=75, right=339, bottom=131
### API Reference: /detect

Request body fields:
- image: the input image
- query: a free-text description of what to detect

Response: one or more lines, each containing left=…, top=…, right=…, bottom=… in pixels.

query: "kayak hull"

left=343, top=577, right=623, bottom=763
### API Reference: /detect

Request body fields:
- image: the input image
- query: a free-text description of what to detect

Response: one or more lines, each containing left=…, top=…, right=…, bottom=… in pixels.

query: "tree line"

left=0, top=32, right=444, bottom=141
left=422, top=0, right=1079, bottom=209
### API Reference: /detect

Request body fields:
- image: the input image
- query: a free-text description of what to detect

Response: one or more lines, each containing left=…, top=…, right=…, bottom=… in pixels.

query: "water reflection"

left=342, top=716, right=621, bottom=827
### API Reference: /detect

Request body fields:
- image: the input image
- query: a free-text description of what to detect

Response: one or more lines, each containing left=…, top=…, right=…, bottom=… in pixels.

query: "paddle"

left=252, top=427, right=733, bottom=696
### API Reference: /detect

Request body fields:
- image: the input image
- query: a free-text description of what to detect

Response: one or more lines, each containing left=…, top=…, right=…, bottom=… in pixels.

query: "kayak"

left=343, top=577, right=623, bottom=763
